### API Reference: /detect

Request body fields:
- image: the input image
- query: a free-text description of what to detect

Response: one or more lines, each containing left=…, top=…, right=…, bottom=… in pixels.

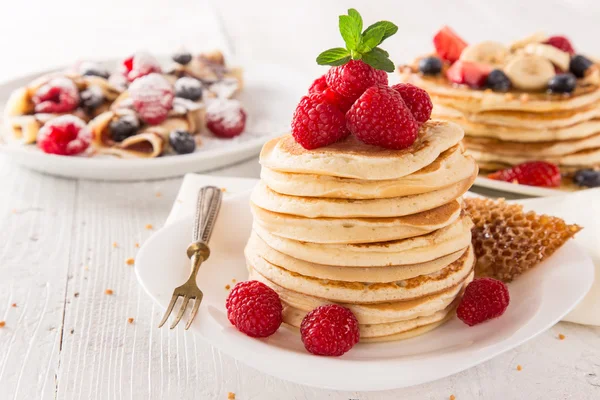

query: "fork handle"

left=187, top=186, right=222, bottom=260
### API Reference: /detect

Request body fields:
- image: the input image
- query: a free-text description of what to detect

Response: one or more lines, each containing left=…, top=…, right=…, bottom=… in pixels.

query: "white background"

left=1, top=0, right=600, bottom=399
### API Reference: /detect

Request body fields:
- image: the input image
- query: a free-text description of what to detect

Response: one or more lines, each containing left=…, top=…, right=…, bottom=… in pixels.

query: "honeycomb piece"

left=464, top=197, right=582, bottom=282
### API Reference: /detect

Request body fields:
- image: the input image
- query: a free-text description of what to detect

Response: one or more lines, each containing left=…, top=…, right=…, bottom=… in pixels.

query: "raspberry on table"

left=206, top=99, right=247, bottom=138
left=300, top=304, right=360, bottom=356
left=325, top=60, right=388, bottom=102
left=129, top=73, right=174, bottom=125
left=545, top=36, right=575, bottom=55
left=225, top=280, right=283, bottom=338
left=346, top=84, right=419, bottom=149
left=32, top=77, right=80, bottom=114
left=457, top=278, right=510, bottom=326
left=391, top=83, right=433, bottom=124
left=37, top=115, right=91, bottom=156
left=121, top=52, right=162, bottom=82
left=291, top=92, right=349, bottom=149
left=488, top=161, right=561, bottom=187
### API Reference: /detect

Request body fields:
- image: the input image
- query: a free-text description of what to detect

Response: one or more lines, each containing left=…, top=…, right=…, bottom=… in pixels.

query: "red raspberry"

left=325, top=60, right=388, bottom=102
left=32, top=77, right=79, bottom=114
left=300, top=304, right=359, bottom=357
left=488, top=161, right=561, bottom=187
left=545, top=36, right=575, bottom=55
left=346, top=84, right=419, bottom=150
left=37, top=115, right=91, bottom=156
left=291, top=92, right=349, bottom=149
left=121, top=52, right=162, bottom=82
left=308, top=75, right=328, bottom=94
left=391, top=83, right=433, bottom=124
left=226, top=281, right=282, bottom=338
left=129, top=73, right=174, bottom=125
left=457, top=278, right=510, bottom=326
left=309, top=74, right=354, bottom=112
left=433, top=26, right=468, bottom=63
left=206, top=99, right=247, bottom=138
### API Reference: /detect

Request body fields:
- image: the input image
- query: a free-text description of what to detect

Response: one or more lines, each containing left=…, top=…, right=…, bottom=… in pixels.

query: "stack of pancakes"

left=245, top=120, right=479, bottom=342
left=401, top=70, right=600, bottom=173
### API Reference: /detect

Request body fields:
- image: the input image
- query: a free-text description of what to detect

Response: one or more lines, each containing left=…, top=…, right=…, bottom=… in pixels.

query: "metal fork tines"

left=158, top=186, right=223, bottom=330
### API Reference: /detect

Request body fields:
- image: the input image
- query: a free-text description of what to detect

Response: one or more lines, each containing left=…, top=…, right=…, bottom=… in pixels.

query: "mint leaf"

left=363, top=21, right=398, bottom=43
left=347, top=9, right=363, bottom=34
left=316, top=48, right=351, bottom=66
left=339, top=14, right=361, bottom=51
left=362, top=47, right=395, bottom=72
left=358, top=25, right=385, bottom=53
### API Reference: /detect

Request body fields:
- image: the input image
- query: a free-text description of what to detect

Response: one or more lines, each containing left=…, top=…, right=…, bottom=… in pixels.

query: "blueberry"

left=547, top=73, right=577, bottom=94
left=109, top=115, right=140, bottom=142
left=570, top=55, right=593, bottom=78
left=79, top=62, right=110, bottom=79
left=174, top=77, right=203, bottom=101
left=172, top=52, right=192, bottom=65
left=80, top=87, right=105, bottom=113
left=573, top=169, right=600, bottom=187
left=418, top=56, right=443, bottom=75
left=169, top=129, right=196, bottom=154
left=486, top=69, right=512, bottom=92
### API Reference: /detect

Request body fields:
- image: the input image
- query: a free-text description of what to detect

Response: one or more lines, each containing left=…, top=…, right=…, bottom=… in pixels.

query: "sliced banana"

left=524, top=43, right=570, bottom=71
left=503, top=54, right=555, bottom=91
left=459, top=41, right=508, bottom=67
left=509, top=32, right=547, bottom=52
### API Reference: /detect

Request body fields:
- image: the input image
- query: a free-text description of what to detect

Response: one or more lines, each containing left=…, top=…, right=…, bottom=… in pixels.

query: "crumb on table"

left=232, top=279, right=236, bottom=283
left=145, top=224, right=153, bottom=230
left=227, top=393, right=235, bottom=400
left=105, top=289, right=114, bottom=295
left=126, top=258, right=135, bottom=266
left=221, top=188, right=227, bottom=192
left=558, top=333, right=566, bottom=340
left=156, top=192, right=162, bottom=198
left=516, top=365, right=522, bottom=371
left=11, top=303, right=16, bottom=308
left=0, top=321, right=5, bottom=328
left=135, top=243, right=140, bottom=248
left=450, top=395, right=456, bottom=400
left=128, top=318, right=134, bottom=324
left=225, top=284, right=231, bottom=290
left=112, top=242, right=118, bottom=248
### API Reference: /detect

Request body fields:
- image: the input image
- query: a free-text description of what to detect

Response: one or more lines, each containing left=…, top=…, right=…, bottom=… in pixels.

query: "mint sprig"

left=317, top=9, right=398, bottom=72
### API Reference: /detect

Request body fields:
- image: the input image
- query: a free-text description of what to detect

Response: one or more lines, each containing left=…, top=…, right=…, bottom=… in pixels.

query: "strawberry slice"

left=446, top=60, right=491, bottom=88
left=545, top=36, right=575, bottom=55
left=488, top=161, right=561, bottom=187
left=433, top=26, right=468, bottom=63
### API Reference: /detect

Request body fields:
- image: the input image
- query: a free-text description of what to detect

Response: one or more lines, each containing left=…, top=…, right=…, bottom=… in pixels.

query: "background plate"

left=474, top=176, right=567, bottom=197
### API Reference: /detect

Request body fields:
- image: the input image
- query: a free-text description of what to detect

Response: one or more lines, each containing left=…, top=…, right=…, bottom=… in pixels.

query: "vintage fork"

left=158, top=186, right=223, bottom=330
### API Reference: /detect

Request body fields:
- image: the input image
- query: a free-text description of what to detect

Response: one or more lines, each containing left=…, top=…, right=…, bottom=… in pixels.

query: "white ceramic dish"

left=135, top=190, right=594, bottom=391
left=474, top=176, right=567, bottom=197
left=0, top=61, right=308, bottom=180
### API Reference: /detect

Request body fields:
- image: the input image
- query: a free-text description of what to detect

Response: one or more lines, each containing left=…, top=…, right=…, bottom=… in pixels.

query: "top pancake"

left=260, top=120, right=464, bottom=180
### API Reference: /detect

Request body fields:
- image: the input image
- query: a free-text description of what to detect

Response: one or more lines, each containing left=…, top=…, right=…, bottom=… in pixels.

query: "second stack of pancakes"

left=246, top=120, right=479, bottom=342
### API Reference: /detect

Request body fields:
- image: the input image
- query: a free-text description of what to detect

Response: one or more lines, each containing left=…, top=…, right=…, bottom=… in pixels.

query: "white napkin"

left=167, top=174, right=600, bottom=326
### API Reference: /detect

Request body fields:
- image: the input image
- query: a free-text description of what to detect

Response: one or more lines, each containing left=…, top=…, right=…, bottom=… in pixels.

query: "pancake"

left=247, top=245, right=474, bottom=304
left=250, top=199, right=463, bottom=244
left=250, top=264, right=472, bottom=324
left=252, top=215, right=473, bottom=267
left=468, top=147, right=600, bottom=168
left=260, top=145, right=477, bottom=199
left=259, top=120, right=463, bottom=180
left=247, top=231, right=467, bottom=282
left=360, top=312, right=454, bottom=342
left=251, top=171, right=476, bottom=218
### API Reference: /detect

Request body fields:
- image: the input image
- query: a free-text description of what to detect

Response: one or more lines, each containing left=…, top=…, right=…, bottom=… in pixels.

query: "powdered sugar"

left=206, top=99, right=244, bottom=129
left=209, top=77, right=239, bottom=99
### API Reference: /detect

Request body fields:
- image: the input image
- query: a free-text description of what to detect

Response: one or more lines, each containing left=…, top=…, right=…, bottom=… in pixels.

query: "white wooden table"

left=1, top=1, right=600, bottom=399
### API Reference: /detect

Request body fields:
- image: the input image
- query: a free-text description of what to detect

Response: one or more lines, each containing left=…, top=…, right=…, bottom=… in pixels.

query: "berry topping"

left=226, top=281, right=282, bottom=338
left=391, top=83, right=433, bottom=124
left=308, top=75, right=328, bottom=94
left=573, top=169, right=600, bottom=188
left=569, top=54, right=593, bottom=78
left=488, top=161, right=561, bottom=187
left=32, top=77, right=80, bottom=114
left=129, top=73, right=174, bottom=125
left=121, top=52, right=162, bottom=82
left=291, top=92, right=348, bottom=149
left=433, top=26, right=468, bottom=63
left=418, top=56, right=443, bottom=75
left=169, top=129, right=196, bottom=154
left=547, top=73, right=577, bottom=94
left=172, top=51, right=193, bottom=65
left=446, top=60, right=491, bottom=88
left=300, top=304, right=359, bottom=357
left=37, top=115, right=91, bottom=156
left=346, top=84, right=419, bottom=150
left=325, top=60, right=388, bottom=102
left=109, top=114, right=140, bottom=142
left=206, top=99, right=247, bottom=138
left=174, top=77, right=203, bottom=101
left=80, top=87, right=105, bottom=113
left=545, top=36, right=575, bottom=55
left=486, top=69, right=512, bottom=92
left=457, top=278, right=510, bottom=326
left=78, top=61, right=110, bottom=79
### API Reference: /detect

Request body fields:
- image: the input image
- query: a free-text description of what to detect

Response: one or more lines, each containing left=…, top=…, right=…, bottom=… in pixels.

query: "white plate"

left=475, top=176, right=567, bottom=197
left=135, top=190, right=594, bottom=391
left=0, top=61, right=308, bottom=180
